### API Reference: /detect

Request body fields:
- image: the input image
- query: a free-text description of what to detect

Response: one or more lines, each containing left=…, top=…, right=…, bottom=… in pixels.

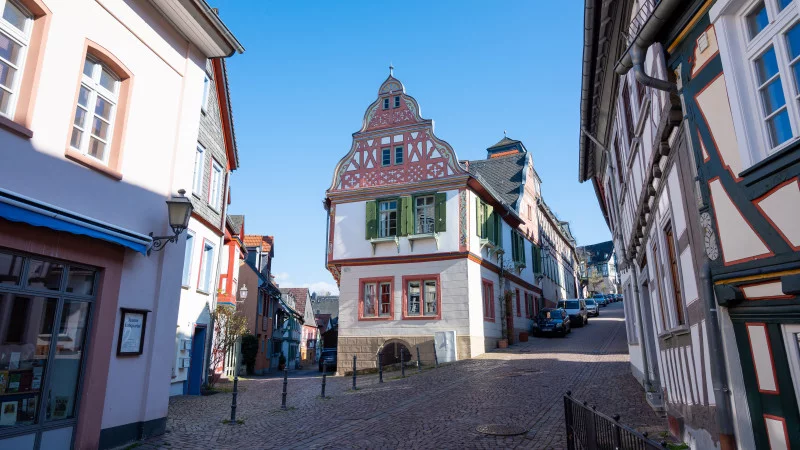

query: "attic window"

left=394, top=96, right=400, bottom=108
left=383, top=98, right=389, bottom=109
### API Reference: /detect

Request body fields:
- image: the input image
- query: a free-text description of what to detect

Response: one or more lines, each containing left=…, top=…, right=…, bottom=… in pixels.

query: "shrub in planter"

left=241, top=334, right=258, bottom=375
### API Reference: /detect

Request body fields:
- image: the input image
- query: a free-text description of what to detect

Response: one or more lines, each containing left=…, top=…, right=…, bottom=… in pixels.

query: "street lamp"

left=239, top=284, right=248, bottom=301
left=149, top=189, right=193, bottom=255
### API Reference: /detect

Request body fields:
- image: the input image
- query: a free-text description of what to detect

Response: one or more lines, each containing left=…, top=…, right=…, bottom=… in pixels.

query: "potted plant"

left=278, top=352, right=286, bottom=371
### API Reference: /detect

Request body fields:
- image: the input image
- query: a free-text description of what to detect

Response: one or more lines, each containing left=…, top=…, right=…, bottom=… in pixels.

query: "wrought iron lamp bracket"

left=148, top=230, right=181, bottom=255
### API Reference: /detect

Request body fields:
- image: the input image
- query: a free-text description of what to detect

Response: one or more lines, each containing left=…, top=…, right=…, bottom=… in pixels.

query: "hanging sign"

left=117, top=308, right=149, bottom=356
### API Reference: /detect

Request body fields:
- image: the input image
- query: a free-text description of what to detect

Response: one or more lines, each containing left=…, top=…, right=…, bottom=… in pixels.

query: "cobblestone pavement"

left=133, top=303, right=666, bottom=449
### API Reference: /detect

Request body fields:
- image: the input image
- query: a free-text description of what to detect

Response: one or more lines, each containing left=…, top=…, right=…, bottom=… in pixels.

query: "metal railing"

left=627, top=0, right=656, bottom=45
left=564, top=391, right=666, bottom=450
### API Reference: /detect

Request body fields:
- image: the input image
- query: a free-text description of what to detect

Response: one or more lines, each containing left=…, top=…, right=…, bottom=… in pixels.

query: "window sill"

left=65, top=148, right=122, bottom=181
left=740, top=137, right=800, bottom=189
left=181, top=284, right=190, bottom=290
left=403, top=314, right=440, bottom=320
left=484, top=317, right=496, bottom=323
left=196, top=289, right=210, bottom=296
left=0, top=115, right=33, bottom=139
left=407, top=233, right=439, bottom=251
left=369, top=236, right=399, bottom=255
left=358, top=316, right=394, bottom=321
left=657, top=325, right=691, bottom=341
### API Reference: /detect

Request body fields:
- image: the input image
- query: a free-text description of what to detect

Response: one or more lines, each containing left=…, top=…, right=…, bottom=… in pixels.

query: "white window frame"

left=201, top=72, right=210, bottom=113
left=378, top=199, right=397, bottom=238
left=192, top=144, right=205, bottom=195
left=182, top=230, right=195, bottom=287
left=209, top=159, right=223, bottom=211
left=71, top=56, right=120, bottom=164
left=414, top=195, right=435, bottom=234
left=712, top=0, right=800, bottom=168
left=0, top=0, right=32, bottom=119
left=198, top=239, right=215, bottom=293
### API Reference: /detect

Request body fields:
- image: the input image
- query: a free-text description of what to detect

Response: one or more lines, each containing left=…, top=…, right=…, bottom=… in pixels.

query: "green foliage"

left=241, top=334, right=258, bottom=375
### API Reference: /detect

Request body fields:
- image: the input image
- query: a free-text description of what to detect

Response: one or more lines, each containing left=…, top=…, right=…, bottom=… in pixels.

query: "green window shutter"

left=494, top=213, right=502, bottom=247
left=435, top=192, right=447, bottom=232
left=365, top=200, right=377, bottom=239
left=486, top=205, right=495, bottom=244
left=398, top=197, right=408, bottom=236
left=511, top=232, right=519, bottom=262
left=475, top=198, right=483, bottom=238
left=405, top=196, right=414, bottom=235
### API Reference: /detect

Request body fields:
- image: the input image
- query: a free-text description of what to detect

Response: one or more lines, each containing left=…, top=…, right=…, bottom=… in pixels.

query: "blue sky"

left=213, top=1, right=610, bottom=294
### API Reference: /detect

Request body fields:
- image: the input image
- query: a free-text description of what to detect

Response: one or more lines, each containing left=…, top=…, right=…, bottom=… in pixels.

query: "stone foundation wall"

left=336, top=335, right=473, bottom=375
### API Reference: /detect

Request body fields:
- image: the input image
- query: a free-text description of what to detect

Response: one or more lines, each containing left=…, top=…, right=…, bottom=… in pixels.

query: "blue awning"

left=0, top=189, right=151, bottom=255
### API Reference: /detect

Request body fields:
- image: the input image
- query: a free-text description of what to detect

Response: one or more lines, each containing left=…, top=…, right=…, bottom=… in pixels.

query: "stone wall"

left=336, top=335, right=473, bottom=375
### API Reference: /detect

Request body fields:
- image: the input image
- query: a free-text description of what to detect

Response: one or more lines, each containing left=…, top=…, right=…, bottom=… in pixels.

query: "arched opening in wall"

left=378, top=340, right=412, bottom=366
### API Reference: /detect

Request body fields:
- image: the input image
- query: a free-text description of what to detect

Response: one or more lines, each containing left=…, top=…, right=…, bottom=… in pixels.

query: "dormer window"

left=383, top=98, right=389, bottom=109
left=394, top=96, right=400, bottom=108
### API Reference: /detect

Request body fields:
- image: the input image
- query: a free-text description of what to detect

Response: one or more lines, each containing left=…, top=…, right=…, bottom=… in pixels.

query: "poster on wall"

left=116, top=308, right=149, bottom=356
left=0, top=401, right=17, bottom=426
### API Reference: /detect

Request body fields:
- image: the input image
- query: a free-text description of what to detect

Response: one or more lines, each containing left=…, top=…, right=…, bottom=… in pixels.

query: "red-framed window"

left=524, top=292, right=530, bottom=318
left=515, top=288, right=521, bottom=317
left=402, top=274, right=441, bottom=320
left=482, top=278, right=495, bottom=321
left=358, top=277, right=394, bottom=320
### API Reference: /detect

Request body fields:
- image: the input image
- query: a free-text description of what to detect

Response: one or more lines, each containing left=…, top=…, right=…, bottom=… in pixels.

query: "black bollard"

left=281, top=367, right=288, bottom=410
left=378, top=351, right=383, bottom=383
left=230, top=373, right=238, bottom=422
left=401, top=349, right=406, bottom=378
left=321, top=362, right=327, bottom=398
left=433, top=341, right=439, bottom=368
left=352, top=355, right=357, bottom=390
left=416, top=345, right=421, bottom=373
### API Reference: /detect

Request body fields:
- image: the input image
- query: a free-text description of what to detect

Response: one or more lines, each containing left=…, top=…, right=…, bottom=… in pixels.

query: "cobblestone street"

left=134, top=303, right=666, bottom=449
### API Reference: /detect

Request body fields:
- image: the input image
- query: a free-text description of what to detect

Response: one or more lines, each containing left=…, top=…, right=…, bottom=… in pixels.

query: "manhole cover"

left=476, top=424, right=528, bottom=436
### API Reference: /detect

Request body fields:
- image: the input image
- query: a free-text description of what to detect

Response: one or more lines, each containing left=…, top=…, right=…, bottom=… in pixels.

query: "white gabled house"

left=324, top=72, right=580, bottom=373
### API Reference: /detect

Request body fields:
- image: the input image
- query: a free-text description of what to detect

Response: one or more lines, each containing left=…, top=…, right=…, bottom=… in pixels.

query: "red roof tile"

left=282, top=287, right=310, bottom=316
left=243, top=235, right=274, bottom=253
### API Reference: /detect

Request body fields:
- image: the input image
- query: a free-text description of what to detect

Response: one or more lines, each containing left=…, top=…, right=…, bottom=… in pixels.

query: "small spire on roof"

left=503, top=130, right=507, bottom=138
left=389, top=63, right=394, bottom=76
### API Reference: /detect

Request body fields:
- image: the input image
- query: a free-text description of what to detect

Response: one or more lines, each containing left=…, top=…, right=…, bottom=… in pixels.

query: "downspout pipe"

left=631, top=44, right=678, bottom=94
left=701, top=261, right=736, bottom=449
left=615, top=0, right=684, bottom=75
left=631, top=274, right=653, bottom=391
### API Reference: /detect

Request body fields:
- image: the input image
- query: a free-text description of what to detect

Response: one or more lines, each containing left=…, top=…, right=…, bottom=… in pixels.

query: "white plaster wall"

left=170, top=218, right=222, bottom=393
left=0, top=0, right=211, bottom=432
left=466, top=259, right=486, bottom=356
left=332, top=189, right=460, bottom=260
left=629, top=344, right=645, bottom=382
left=338, top=259, right=470, bottom=337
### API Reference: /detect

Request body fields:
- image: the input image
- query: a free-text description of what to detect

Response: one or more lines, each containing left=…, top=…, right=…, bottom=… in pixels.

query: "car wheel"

left=585, top=317, right=589, bottom=325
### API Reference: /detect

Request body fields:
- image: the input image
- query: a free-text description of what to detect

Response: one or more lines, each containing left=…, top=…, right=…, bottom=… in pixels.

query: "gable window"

left=198, top=240, right=215, bottom=293
left=70, top=56, right=119, bottom=163
left=192, top=144, right=205, bottom=194
left=382, top=148, right=391, bottom=166
left=378, top=199, right=397, bottom=237
left=182, top=231, right=195, bottom=287
left=383, top=98, right=389, bottom=109
left=482, top=279, right=495, bottom=321
left=415, top=195, right=435, bottom=234
left=403, top=275, right=440, bottom=319
left=0, top=0, right=31, bottom=119
left=359, top=277, right=393, bottom=320
left=201, top=72, right=210, bottom=113
left=395, top=146, right=403, bottom=164
left=209, top=159, right=223, bottom=211
left=394, top=95, right=400, bottom=108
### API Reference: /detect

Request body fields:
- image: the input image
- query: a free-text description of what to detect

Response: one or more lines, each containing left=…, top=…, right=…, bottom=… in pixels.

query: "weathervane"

left=389, top=63, right=394, bottom=76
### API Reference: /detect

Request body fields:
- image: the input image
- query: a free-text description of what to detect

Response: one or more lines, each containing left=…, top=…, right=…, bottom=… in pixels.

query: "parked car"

left=532, top=308, right=571, bottom=337
left=557, top=299, right=588, bottom=327
left=593, top=293, right=607, bottom=306
left=319, top=348, right=337, bottom=372
left=584, top=298, right=599, bottom=317
left=605, top=294, right=615, bottom=304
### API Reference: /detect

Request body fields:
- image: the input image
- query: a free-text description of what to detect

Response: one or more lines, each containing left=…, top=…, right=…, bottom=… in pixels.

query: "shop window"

left=0, top=249, right=95, bottom=438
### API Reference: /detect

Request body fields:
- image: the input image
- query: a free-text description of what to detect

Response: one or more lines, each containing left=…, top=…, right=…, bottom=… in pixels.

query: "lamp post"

left=230, top=284, right=248, bottom=423
left=148, top=189, right=193, bottom=255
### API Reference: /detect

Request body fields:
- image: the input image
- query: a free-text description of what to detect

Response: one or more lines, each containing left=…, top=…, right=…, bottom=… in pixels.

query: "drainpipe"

left=631, top=279, right=653, bottom=392
left=630, top=45, right=678, bottom=94
left=701, top=261, right=736, bottom=450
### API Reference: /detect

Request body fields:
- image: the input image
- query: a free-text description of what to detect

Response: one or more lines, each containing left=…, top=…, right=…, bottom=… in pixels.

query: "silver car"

left=557, top=299, right=589, bottom=327
left=584, top=299, right=599, bottom=317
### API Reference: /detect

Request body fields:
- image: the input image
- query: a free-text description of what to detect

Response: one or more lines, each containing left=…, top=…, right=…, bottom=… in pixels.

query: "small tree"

left=240, top=334, right=259, bottom=375
left=208, top=305, right=248, bottom=388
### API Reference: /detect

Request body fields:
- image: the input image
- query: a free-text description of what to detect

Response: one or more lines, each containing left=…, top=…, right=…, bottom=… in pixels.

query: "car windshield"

left=564, top=301, right=579, bottom=309
left=585, top=300, right=596, bottom=306
left=538, top=310, right=558, bottom=319
left=322, top=351, right=335, bottom=357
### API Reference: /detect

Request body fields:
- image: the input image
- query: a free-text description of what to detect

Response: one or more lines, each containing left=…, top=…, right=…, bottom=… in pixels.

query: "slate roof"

left=468, top=152, right=527, bottom=209
left=578, top=240, right=615, bottom=265
left=227, top=215, right=244, bottom=234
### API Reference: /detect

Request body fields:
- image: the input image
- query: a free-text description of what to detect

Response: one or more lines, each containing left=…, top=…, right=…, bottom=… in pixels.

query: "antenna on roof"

left=389, top=63, right=394, bottom=76
left=503, top=130, right=507, bottom=138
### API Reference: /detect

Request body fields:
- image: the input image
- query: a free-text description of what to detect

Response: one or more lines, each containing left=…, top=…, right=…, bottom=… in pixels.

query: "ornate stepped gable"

left=329, top=73, right=467, bottom=192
